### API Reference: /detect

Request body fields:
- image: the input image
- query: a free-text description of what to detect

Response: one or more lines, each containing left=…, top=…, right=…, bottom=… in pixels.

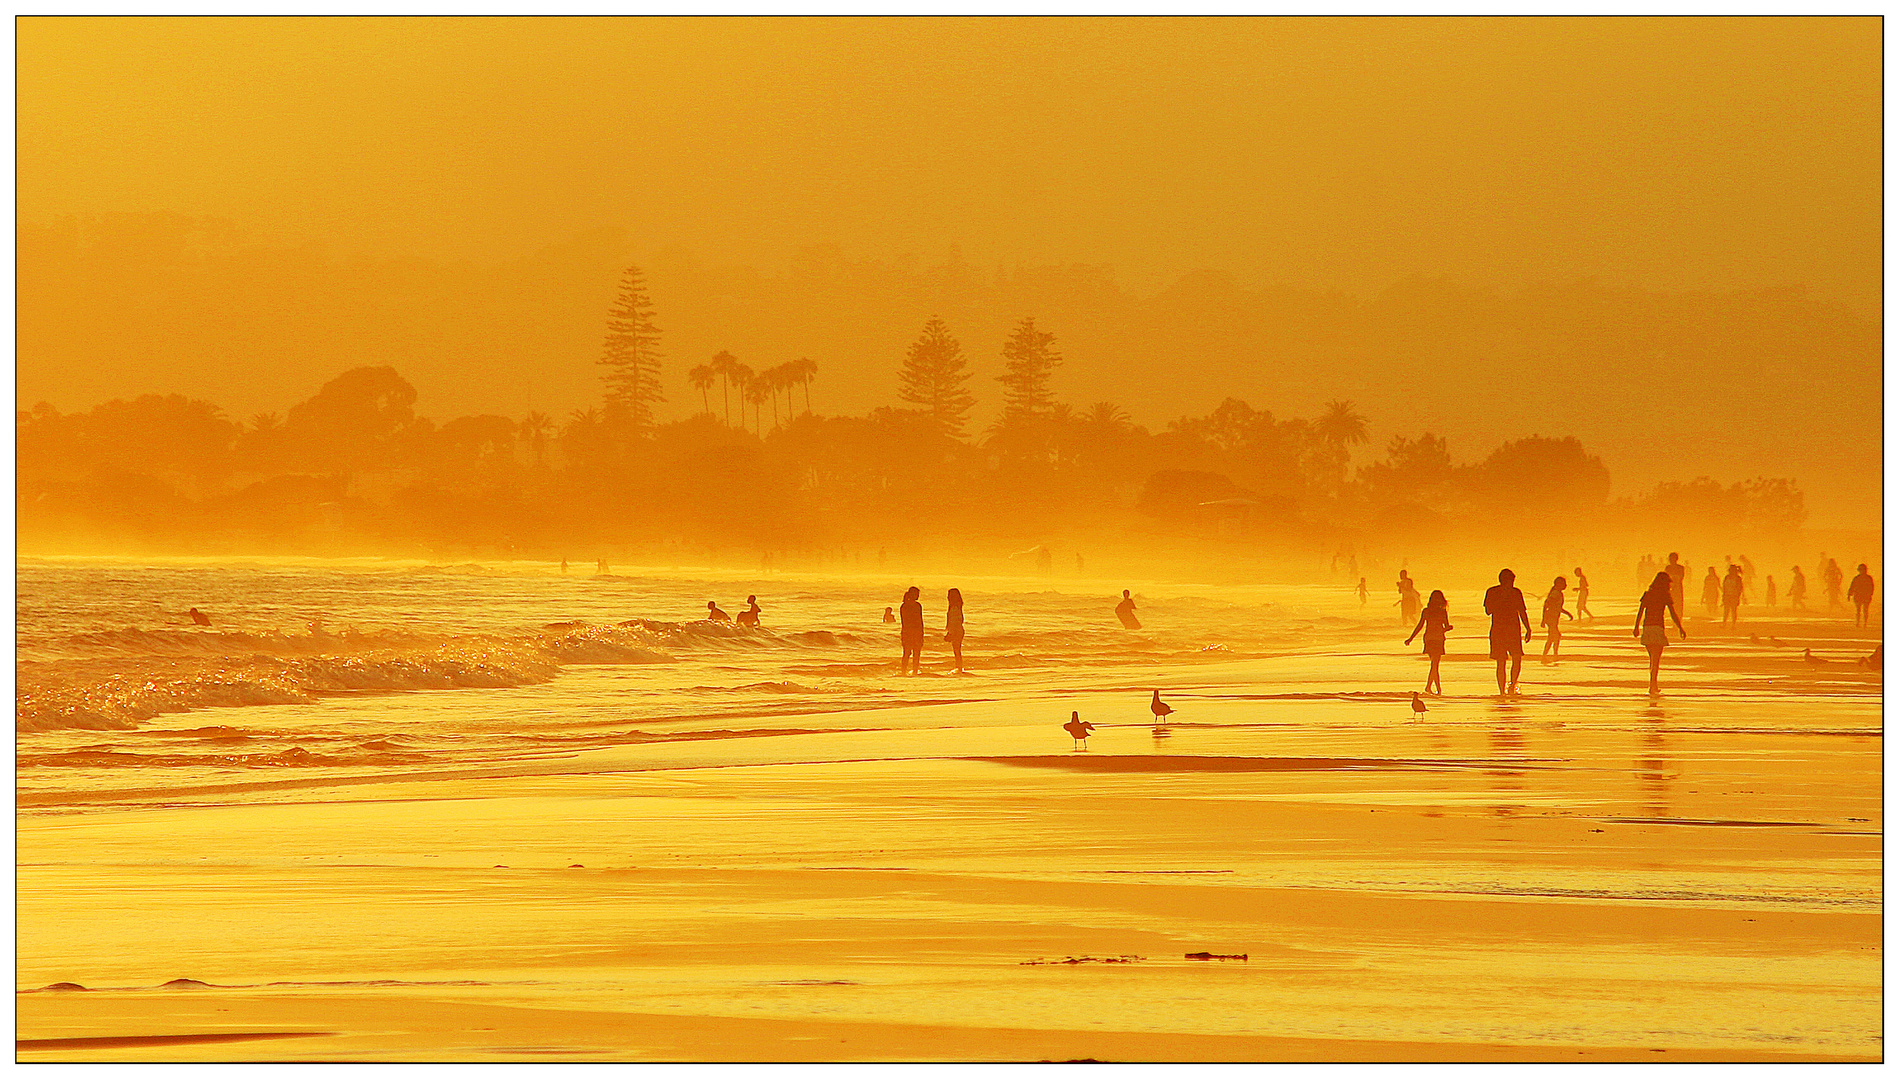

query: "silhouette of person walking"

left=1541, top=577, right=1573, bottom=660
left=944, top=588, right=966, bottom=673
left=705, top=601, right=730, bottom=622
left=737, top=595, right=762, bottom=626
left=1765, top=574, right=1777, bottom=608
left=899, top=586, right=925, bottom=674
left=1847, top=563, right=1875, bottom=627
left=1634, top=571, right=1687, bottom=695
left=1404, top=589, right=1453, bottom=695
left=1395, top=570, right=1421, bottom=626
left=1823, top=559, right=1845, bottom=611
left=1720, top=565, right=1746, bottom=626
left=1701, top=567, right=1721, bottom=617
left=1356, top=577, right=1369, bottom=606
left=1484, top=569, right=1532, bottom=695
left=1573, top=566, right=1592, bottom=619
left=1664, top=552, right=1688, bottom=616
left=1788, top=566, right=1808, bottom=610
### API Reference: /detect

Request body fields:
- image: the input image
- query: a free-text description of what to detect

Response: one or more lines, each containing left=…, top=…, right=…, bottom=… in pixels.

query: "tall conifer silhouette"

left=597, top=266, right=664, bottom=434
left=897, top=317, right=975, bottom=438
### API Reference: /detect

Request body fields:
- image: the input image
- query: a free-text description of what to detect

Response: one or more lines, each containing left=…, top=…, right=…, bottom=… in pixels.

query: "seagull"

left=1063, top=711, right=1095, bottom=749
left=1803, top=648, right=1831, bottom=666
left=1768, top=637, right=1788, bottom=648
left=1410, top=692, right=1428, bottom=721
left=1150, top=690, right=1174, bottom=723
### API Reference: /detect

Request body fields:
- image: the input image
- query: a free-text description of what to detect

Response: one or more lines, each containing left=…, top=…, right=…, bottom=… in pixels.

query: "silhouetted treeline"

left=17, top=361, right=1807, bottom=560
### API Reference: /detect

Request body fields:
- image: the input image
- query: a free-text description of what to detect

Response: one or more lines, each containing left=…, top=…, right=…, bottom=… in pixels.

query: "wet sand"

left=17, top=604, right=1881, bottom=1062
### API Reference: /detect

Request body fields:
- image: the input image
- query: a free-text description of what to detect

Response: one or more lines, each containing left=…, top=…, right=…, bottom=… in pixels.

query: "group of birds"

left=1064, top=690, right=1174, bottom=747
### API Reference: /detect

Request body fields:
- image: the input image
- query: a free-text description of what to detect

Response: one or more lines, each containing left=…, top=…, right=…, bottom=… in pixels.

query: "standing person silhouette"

left=1823, top=559, right=1845, bottom=611
left=1404, top=589, right=1454, bottom=695
left=1540, top=577, right=1573, bottom=660
left=1664, top=553, right=1688, bottom=618
left=944, top=588, right=966, bottom=673
left=1395, top=570, right=1421, bottom=627
left=1847, top=564, right=1875, bottom=627
left=1634, top=571, right=1688, bottom=695
left=1573, top=567, right=1592, bottom=619
left=1720, top=565, right=1746, bottom=627
left=1484, top=569, right=1533, bottom=695
left=1788, top=566, right=1808, bottom=610
left=899, top=586, right=925, bottom=675
left=1765, top=574, right=1777, bottom=608
left=1701, top=567, right=1721, bottom=617
left=1115, top=590, right=1141, bottom=629
left=1356, top=578, right=1369, bottom=606
left=737, top=595, right=763, bottom=626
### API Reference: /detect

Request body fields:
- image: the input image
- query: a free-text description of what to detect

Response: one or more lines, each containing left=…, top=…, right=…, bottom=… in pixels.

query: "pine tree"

left=996, top=316, right=1061, bottom=423
left=897, top=317, right=975, bottom=439
left=597, top=266, right=665, bottom=434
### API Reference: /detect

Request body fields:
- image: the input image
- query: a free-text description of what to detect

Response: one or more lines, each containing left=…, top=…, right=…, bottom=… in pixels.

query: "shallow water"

left=16, top=557, right=1883, bottom=1060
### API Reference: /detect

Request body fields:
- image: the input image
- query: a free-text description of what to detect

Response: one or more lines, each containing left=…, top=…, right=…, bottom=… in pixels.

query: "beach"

left=16, top=558, right=1882, bottom=1062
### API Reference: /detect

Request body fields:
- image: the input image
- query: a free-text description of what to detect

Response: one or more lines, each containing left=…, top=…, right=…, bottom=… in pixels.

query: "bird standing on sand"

left=1064, top=711, right=1095, bottom=749
left=1410, top=692, right=1427, bottom=721
left=1150, top=690, right=1174, bottom=724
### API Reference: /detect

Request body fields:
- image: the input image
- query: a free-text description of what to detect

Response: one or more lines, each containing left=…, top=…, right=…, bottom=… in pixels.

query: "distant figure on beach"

left=737, top=595, right=762, bottom=626
left=1788, top=566, right=1808, bottom=610
left=1348, top=553, right=1359, bottom=580
left=1540, top=577, right=1573, bottom=659
left=883, top=606, right=896, bottom=623
left=598, top=557, right=609, bottom=575
left=1739, top=553, right=1756, bottom=589
left=705, top=601, right=730, bottom=622
left=1037, top=546, right=1053, bottom=575
left=1356, top=578, right=1369, bottom=606
left=1701, top=568, right=1721, bottom=616
left=1721, top=565, right=1746, bottom=626
left=1150, top=690, right=1174, bottom=724
left=1765, top=575, right=1777, bottom=608
left=1115, top=590, right=1141, bottom=629
left=1075, top=552, right=1085, bottom=573
left=1635, top=571, right=1687, bottom=695
left=1404, top=589, right=1453, bottom=695
left=1823, top=559, right=1845, bottom=611
left=1664, top=553, right=1687, bottom=615
left=899, top=586, right=924, bottom=674
left=188, top=607, right=211, bottom=627
left=944, top=588, right=966, bottom=673
left=1637, top=554, right=1655, bottom=587
left=560, top=558, right=568, bottom=574
left=1847, top=564, right=1875, bottom=627
left=1064, top=711, right=1095, bottom=749
left=1395, top=570, right=1421, bottom=626
left=1484, top=569, right=1532, bottom=695
left=1573, top=567, right=1592, bottom=619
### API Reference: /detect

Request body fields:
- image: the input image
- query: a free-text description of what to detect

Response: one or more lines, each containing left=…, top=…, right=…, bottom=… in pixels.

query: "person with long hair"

left=899, top=586, right=924, bottom=675
left=944, top=588, right=966, bottom=673
left=1634, top=571, right=1688, bottom=695
left=1404, top=589, right=1454, bottom=695
left=1541, top=576, right=1573, bottom=660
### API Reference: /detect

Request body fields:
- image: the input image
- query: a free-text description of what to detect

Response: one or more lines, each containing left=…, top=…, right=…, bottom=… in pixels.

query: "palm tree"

left=1086, top=402, right=1129, bottom=430
left=793, top=357, right=817, bottom=415
left=688, top=365, right=716, bottom=418
left=710, top=351, right=739, bottom=426
left=519, top=411, right=553, bottom=466
left=1316, top=400, right=1370, bottom=449
left=729, top=363, right=756, bottom=434
left=250, top=412, right=281, bottom=433
left=743, top=375, right=769, bottom=436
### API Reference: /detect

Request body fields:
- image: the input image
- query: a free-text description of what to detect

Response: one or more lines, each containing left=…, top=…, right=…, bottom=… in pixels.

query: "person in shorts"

left=1634, top=571, right=1687, bottom=695
left=1484, top=568, right=1532, bottom=695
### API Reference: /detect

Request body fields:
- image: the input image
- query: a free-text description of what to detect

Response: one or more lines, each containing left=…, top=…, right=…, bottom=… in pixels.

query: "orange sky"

left=16, top=16, right=1883, bottom=526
